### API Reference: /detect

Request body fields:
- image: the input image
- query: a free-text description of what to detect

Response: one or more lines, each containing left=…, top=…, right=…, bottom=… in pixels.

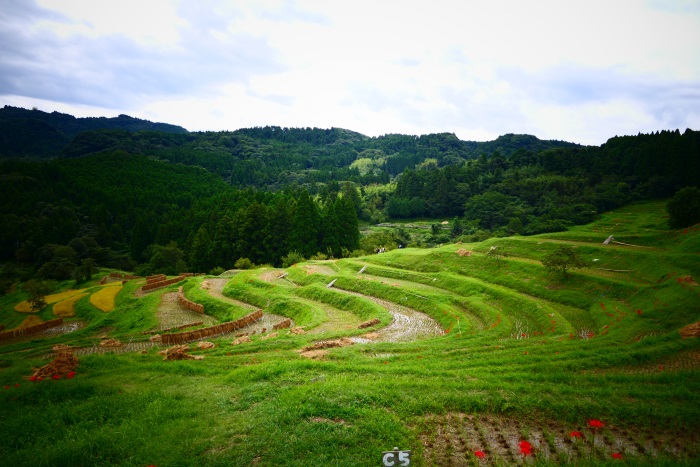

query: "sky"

left=1, top=0, right=699, bottom=145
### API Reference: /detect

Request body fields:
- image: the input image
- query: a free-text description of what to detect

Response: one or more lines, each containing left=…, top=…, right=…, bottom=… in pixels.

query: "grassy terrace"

left=1, top=201, right=699, bottom=465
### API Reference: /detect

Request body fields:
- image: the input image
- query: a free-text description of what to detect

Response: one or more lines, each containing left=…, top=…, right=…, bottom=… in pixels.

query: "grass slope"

left=0, top=200, right=699, bottom=466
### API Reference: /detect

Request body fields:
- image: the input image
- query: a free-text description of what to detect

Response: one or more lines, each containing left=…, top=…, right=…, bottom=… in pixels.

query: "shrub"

left=209, top=266, right=224, bottom=276
left=542, top=245, right=586, bottom=278
left=282, top=251, right=305, bottom=268
left=234, top=258, right=254, bottom=270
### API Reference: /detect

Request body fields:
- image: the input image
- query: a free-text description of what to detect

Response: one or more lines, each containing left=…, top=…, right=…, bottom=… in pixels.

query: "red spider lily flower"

left=52, top=374, right=60, bottom=380
left=3, top=385, right=9, bottom=390
left=66, top=371, right=76, bottom=379
left=519, top=440, right=533, bottom=456
left=15, top=383, right=20, bottom=388
left=37, top=376, right=43, bottom=381
left=588, top=419, right=605, bottom=429
left=659, top=365, right=664, bottom=371
left=570, top=431, right=584, bottom=438
left=474, top=450, right=486, bottom=459
left=612, top=452, right=623, bottom=460
left=587, top=332, right=594, bottom=339
left=637, top=309, right=642, bottom=315
left=29, top=375, right=37, bottom=382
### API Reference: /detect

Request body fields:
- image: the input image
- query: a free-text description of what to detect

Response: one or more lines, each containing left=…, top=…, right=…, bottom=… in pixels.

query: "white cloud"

left=2, top=0, right=699, bottom=144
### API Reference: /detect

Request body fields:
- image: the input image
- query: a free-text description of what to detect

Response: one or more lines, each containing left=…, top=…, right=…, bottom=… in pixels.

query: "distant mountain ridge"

left=0, top=105, right=188, bottom=158
left=0, top=106, right=580, bottom=161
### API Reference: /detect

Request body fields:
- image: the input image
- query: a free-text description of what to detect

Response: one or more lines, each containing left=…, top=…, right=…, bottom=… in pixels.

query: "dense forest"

left=1, top=106, right=698, bottom=290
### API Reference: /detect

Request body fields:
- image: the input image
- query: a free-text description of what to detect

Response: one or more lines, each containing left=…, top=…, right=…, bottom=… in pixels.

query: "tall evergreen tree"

left=289, top=190, right=321, bottom=258
left=267, top=195, right=292, bottom=265
left=320, top=201, right=341, bottom=258
left=234, top=202, right=270, bottom=265
left=190, top=225, right=212, bottom=272
left=336, top=197, right=360, bottom=252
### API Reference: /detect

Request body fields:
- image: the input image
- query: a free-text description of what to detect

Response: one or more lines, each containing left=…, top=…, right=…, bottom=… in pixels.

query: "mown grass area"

left=1, top=201, right=699, bottom=466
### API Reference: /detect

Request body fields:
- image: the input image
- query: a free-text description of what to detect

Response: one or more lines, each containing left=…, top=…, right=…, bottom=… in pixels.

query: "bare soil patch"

left=300, top=337, right=355, bottom=351
left=299, top=349, right=329, bottom=359
left=259, top=269, right=286, bottom=282
left=302, top=264, right=336, bottom=276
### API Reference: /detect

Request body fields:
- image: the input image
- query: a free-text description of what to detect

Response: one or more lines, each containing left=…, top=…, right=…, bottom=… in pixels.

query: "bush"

left=234, top=258, right=254, bottom=270
left=209, top=266, right=224, bottom=276
left=309, top=252, right=328, bottom=261
left=282, top=251, right=305, bottom=268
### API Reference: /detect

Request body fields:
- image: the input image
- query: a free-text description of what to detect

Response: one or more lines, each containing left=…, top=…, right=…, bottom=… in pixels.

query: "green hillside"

left=1, top=200, right=698, bottom=465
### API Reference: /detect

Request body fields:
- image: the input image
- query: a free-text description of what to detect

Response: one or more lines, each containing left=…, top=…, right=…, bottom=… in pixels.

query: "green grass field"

left=1, top=201, right=699, bottom=466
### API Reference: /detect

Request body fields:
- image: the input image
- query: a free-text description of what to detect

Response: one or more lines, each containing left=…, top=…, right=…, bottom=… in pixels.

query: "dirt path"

left=336, top=289, right=443, bottom=342
left=419, top=412, right=697, bottom=465
left=156, top=292, right=218, bottom=330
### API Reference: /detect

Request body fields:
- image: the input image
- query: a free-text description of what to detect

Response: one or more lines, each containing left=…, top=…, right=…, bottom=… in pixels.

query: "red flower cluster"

left=570, top=431, right=584, bottom=438
left=637, top=309, right=643, bottom=315
left=612, top=452, right=623, bottom=460
left=588, top=419, right=605, bottom=429
left=29, top=375, right=43, bottom=382
left=67, top=371, right=76, bottom=379
left=519, top=440, right=533, bottom=456
left=52, top=374, right=60, bottom=380
left=474, top=450, right=486, bottom=459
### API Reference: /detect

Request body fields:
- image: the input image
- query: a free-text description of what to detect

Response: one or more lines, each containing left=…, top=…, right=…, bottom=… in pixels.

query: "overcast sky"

left=1, top=0, right=699, bottom=145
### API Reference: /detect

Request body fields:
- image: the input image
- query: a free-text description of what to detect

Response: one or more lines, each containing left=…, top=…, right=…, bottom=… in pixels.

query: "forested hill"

left=1, top=106, right=699, bottom=289
left=0, top=106, right=188, bottom=158
left=0, top=107, right=579, bottom=179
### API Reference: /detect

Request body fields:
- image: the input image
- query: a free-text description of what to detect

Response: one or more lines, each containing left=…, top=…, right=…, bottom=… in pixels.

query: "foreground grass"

left=1, top=201, right=699, bottom=466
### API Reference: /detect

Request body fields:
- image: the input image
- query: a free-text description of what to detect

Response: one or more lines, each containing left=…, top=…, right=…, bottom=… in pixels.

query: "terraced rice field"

left=89, top=284, right=123, bottom=312
left=1, top=201, right=698, bottom=466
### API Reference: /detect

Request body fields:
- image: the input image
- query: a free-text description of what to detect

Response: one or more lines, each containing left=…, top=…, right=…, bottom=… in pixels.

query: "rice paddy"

left=0, top=200, right=698, bottom=466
